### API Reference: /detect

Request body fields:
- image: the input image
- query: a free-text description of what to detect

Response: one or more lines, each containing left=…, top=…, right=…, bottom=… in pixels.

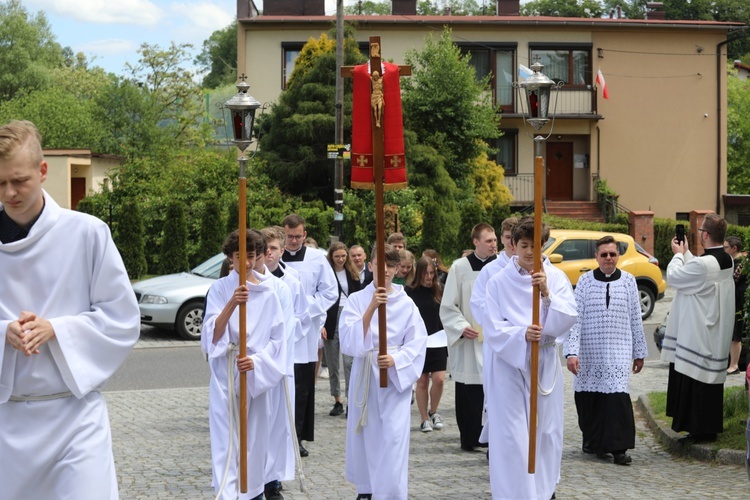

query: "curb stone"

left=636, top=394, right=746, bottom=466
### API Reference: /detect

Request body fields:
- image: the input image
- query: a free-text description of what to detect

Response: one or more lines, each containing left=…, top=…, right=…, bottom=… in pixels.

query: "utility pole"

left=333, top=0, right=345, bottom=241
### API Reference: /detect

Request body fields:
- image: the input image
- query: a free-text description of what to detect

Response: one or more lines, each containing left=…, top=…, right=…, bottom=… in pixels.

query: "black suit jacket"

left=324, top=270, right=362, bottom=340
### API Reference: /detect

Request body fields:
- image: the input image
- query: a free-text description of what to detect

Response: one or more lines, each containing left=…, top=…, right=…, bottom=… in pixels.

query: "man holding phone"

left=661, top=214, right=735, bottom=443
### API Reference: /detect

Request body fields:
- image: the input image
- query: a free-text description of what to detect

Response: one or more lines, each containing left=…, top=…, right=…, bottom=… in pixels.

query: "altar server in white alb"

left=202, top=229, right=286, bottom=500
left=483, top=217, right=577, bottom=500
left=282, top=213, right=338, bottom=457
left=0, top=120, right=140, bottom=499
left=440, top=222, right=497, bottom=451
left=339, top=244, right=427, bottom=500
left=260, top=226, right=311, bottom=498
left=250, top=231, right=300, bottom=499
left=564, top=235, right=648, bottom=466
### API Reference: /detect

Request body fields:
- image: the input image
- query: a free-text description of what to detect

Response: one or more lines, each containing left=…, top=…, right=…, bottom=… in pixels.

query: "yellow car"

left=543, top=229, right=666, bottom=320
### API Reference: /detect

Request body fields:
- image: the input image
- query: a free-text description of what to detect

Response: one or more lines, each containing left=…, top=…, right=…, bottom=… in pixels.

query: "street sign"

left=327, top=143, right=351, bottom=159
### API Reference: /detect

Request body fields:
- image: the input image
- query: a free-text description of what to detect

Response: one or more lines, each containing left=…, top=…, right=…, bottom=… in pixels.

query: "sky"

left=24, top=0, right=356, bottom=76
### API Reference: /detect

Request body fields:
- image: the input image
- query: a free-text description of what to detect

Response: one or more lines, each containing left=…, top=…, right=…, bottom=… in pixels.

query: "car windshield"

left=542, top=237, right=556, bottom=251
left=191, top=253, right=226, bottom=279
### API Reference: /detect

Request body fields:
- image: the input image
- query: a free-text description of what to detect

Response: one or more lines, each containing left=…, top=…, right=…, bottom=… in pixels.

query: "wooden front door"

left=71, top=177, right=86, bottom=210
left=546, top=142, right=573, bottom=200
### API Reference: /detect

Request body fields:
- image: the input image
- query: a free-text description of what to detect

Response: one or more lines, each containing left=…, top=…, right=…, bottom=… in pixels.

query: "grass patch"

left=647, top=387, right=749, bottom=451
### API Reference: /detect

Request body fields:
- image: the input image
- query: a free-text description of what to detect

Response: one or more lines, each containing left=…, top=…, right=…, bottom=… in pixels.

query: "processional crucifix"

left=342, top=36, right=411, bottom=387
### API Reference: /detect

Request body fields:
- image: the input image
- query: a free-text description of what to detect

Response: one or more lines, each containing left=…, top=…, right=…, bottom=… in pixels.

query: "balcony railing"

left=503, top=173, right=535, bottom=204
left=505, top=87, right=598, bottom=117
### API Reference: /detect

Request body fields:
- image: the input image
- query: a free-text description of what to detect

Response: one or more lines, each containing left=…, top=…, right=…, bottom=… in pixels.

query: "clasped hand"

left=5, top=311, right=55, bottom=356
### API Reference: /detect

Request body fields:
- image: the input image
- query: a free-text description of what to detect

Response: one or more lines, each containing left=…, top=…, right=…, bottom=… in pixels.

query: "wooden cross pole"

left=529, top=136, right=545, bottom=474
left=342, top=36, right=411, bottom=387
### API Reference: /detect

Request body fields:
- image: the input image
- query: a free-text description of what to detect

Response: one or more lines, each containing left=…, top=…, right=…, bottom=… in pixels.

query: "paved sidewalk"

left=110, top=289, right=749, bottom=499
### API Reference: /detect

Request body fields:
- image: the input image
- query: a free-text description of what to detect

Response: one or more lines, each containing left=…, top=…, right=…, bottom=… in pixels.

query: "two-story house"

left=236, top=0, right=746, bottom=219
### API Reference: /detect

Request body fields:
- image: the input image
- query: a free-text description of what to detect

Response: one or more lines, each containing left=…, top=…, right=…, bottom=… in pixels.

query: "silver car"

left=132, top=253, right=226, bottom=340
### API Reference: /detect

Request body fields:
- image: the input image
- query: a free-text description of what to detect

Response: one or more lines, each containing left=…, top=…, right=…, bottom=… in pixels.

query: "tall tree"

left=256, top=31, right=366, bottom=203
left=126, top=42, right=213, bottom=149
left=521, top=0, right=603, bottom=17
left=0, top=0, right=64, bottom=101
left=402, top=27, right=500, bottom=182
left=195, top=20, right=237, bottom=89
left=727, top=67, right=750, bottom=194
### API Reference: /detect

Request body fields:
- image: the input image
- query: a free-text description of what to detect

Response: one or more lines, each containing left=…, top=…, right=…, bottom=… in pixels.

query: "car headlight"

left=141, top=294, right=168, bottom=304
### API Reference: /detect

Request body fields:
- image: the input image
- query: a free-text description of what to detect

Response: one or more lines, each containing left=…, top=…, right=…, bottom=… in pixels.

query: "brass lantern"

left=225, top=76, right=261, bottom=152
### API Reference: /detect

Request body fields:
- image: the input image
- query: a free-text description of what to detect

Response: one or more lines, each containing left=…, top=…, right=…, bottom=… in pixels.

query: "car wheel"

left=176, top=300, right=204, bottom=340
left=638, top=284, right=656, bottom=320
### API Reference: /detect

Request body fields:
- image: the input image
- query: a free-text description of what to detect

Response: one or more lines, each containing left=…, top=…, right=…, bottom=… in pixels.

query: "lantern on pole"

left=513, top=62, right=561, bottom=474
left=224, top=74, right=261, bottom=494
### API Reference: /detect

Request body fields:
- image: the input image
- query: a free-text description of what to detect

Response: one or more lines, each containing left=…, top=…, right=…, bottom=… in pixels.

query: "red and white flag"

left=596, top=69, right=609, bottom=99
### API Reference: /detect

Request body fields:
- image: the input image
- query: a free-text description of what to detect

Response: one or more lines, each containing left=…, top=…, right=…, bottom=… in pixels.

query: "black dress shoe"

left=613, top=452, right=632, bottom=465
left=299, top=441, right=309, bottom=457
left=264, top=482, right=284, bottom=500
left=330, top=402, right=344, bottom=416
left=356, top=494, right=372, bottom=499
left=582, top=444, right=594, bottom=454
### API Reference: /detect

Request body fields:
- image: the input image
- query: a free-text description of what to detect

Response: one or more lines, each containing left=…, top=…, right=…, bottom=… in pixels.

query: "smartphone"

left=675, top=224, right=685, bottom=243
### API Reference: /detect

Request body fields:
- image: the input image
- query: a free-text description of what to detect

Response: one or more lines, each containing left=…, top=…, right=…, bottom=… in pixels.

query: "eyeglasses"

left=598, top=252, right=618, bottom=258
left=697, top=228, right=707, bottom=233
left=286, top=234, right=305, bottom=240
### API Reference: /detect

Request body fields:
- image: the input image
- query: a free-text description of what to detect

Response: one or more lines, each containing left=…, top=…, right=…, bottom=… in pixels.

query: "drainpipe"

left=716, top=29, right=748, bottom=214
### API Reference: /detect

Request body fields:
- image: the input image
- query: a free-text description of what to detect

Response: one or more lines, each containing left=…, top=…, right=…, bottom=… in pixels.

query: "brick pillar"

left=628, top=211, right=655, bottom=255
left=689, top=210, right=714, bottom=256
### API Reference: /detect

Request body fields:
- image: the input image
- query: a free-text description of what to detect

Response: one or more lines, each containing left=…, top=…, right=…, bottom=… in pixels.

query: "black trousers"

left=666, top=363, right=724, bottom=435
left=294, top=361, right=316, bottom=441
left=455, top=381, right=484, bottom=448
left=575, top=391, right=635, bottom=454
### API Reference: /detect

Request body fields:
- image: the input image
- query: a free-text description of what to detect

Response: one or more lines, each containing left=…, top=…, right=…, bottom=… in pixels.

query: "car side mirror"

left=548, top=253, right=563, bottom=264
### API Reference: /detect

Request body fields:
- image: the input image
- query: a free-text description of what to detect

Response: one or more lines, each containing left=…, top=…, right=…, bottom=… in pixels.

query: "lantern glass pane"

left=232, top=111, right=243, bottom=140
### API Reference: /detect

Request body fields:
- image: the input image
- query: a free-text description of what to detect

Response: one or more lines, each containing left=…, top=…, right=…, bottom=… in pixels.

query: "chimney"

left=645, top=2, right=666, bottom=20
left=263, top=0, right=325, bottom=16
left=392, top=0, right=417, bottom=15
left=496, top=0, right=520, bottom=16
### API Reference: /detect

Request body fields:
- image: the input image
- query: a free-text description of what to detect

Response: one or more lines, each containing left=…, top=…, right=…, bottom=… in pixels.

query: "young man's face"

left=369, top=257, right=398, bottom=288
left=349, top=246, right=366, bottom=270
left=253, top=251, right=266, bottom=273
left=391, top=242, right=405, bottom=252
left=284, top=225, right=306, bottom=252
left=595, top=243, right=619, bottom=275
left=230, top=250, right=256, bottom=279
left=515, top=237, right=536, bottom=272
left=0, top=148, right=47, bottom=226
left=474, top=229, right=498, bottom=259
left=265, top=238, right=283, bottom=271
left=501, top=230, right=515, bottom=256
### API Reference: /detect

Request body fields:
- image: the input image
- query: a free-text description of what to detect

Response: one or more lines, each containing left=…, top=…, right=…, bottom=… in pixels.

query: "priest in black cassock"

left=564, top=235, right=648, bottom=465
left=661, top=214, right=735, bottom=443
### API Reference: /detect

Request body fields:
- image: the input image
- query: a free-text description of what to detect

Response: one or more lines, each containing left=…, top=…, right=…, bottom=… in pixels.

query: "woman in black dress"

left=407, top=256, right=448, bottom=432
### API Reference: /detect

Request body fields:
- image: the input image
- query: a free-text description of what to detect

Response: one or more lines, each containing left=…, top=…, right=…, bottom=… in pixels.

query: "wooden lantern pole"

left=238, top=156, right=248, bottom=493
left=528, top=136, right=544, bottom=474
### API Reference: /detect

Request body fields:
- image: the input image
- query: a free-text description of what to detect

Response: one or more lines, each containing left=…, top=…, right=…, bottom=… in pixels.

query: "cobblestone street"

left=109, top=289, right=749, bottom=499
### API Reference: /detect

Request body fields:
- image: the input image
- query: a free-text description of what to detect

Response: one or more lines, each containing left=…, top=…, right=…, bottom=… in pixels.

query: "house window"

left=492, top=129, right=518, bottom=176
left=282, top=44, right=303, bottom=89
left=529, top=44, right=591, bottom=88
left=460, top=44, right=517, bottom=112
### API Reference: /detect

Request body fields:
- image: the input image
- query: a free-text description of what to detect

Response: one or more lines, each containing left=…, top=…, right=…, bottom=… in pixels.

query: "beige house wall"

left=590, top=29, right=726, bottom=217
left=43, top=151, right=121, bottom=209
left=240, top=17, right=736, bottom=218
left=44, top=156, right=72, bottom=208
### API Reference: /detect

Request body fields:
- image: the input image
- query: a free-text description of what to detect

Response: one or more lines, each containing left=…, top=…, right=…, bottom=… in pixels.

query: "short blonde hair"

left=0, top=120, right=43, bottom=165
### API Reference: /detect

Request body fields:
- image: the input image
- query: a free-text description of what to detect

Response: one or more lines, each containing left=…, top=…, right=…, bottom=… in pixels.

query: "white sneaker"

left=430, top=412, right=444, bottom=430
left=420, top=419, right=433, bottom=432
